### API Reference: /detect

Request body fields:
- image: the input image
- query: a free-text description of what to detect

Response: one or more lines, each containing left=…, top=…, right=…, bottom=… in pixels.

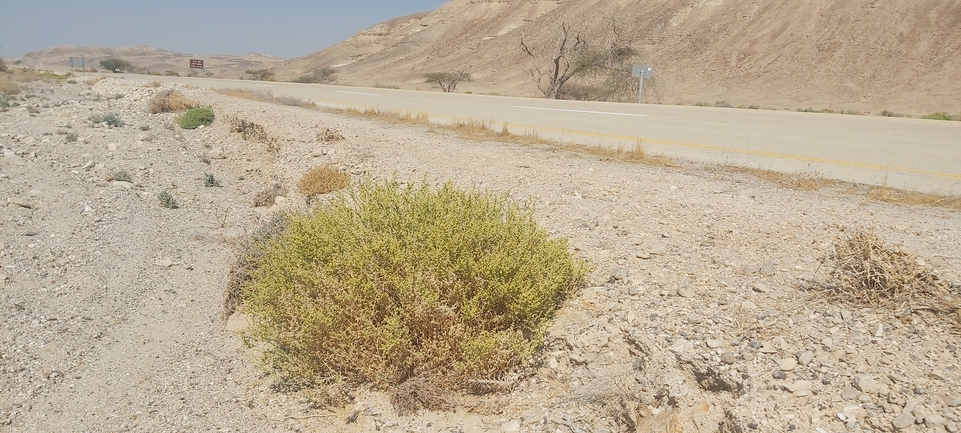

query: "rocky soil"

left=1, top=77, right=960, bottom=432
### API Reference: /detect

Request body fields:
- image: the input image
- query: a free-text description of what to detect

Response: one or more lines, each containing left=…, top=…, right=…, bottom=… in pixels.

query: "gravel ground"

left=1, top=77, right=959, bottom=433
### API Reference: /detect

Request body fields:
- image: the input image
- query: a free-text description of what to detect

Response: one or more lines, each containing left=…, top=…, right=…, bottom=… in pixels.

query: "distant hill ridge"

left=275, top=0, right=961, bottom=114
left=16, top=45, right=283, bottom=78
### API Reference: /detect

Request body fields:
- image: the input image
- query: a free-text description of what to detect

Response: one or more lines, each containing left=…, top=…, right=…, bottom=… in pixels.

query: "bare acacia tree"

left=520, top=23, right=597, bottom=99
left=423, top=69, right=472, bottom=93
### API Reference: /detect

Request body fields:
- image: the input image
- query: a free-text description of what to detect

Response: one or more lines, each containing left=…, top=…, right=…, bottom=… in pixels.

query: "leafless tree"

left=522, top=18, right=640, bottom=101
left=520, top=23, right=598, bottom=99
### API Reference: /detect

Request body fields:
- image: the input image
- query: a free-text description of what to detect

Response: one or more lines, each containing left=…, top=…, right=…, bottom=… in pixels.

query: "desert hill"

left=276, top=0, right=961, bottom=114
left=13, top=45, right=283, bottom=79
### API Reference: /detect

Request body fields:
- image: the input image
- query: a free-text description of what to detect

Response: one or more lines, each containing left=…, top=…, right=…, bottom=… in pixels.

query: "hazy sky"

left=0, top=0, right=449, bottom=58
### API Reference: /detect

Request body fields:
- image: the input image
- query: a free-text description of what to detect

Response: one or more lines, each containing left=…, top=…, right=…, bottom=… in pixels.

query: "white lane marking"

left=336, top=90, right=381, bottom=97
left=514, top=105, right=647, bottom=117
left=514, top=105, right=648, bottom=117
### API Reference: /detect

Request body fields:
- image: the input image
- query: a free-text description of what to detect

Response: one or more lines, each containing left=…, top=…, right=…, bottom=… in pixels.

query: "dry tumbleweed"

left=821, top=229, right=960, bottom=319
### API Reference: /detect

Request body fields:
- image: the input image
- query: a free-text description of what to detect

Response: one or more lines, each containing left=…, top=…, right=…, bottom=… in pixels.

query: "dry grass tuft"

left=317, top=127, right=344, bottom=143
left=388, top=377, right=454, bottom=416
left=730, top=166, right=836, bottom=191
left=148, top=90, right=195, bottom=114
left=218, top=88, right=316, bottom=108
left=574, top=140, right=675, bottom=166
left=227, top=116, right=277, bottom=151
left=0, top=75, right=20, bottom=95
left=864, top=183, right=961, bottom=209
left=297, top=165, right=349, bottom=196
left=820, top=229, right=960, bottom=316
left=218, top=88, right=274, bottom=102
left=274, top=95, right=317, bottom=108
left=345, top=107, right=431, bottom=125
left=143, top=81, right=162, bottom=88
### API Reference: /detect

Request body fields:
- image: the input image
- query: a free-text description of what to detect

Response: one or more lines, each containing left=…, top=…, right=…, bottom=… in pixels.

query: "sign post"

left=632, top=64, right=653, bottom=104
left=69, top=57, right=85, bottom=75
left=189, top=59, right=204, bottom=72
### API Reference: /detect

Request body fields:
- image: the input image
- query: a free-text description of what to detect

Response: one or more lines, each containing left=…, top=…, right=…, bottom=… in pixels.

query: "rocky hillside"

left=276, top=0, right=961, bottom=114
left=13, top=45, right=283, bottom=79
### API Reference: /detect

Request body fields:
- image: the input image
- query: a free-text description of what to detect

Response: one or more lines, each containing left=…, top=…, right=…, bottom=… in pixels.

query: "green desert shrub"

left=921, top=112, right=953, bottom=121
left=237, top=180, right=585, bottom=400
left=179, top=107, right=215, bottom=129
left=158, top=190, right=179, bottom=209
left=99, top=58, right=133, bottom=73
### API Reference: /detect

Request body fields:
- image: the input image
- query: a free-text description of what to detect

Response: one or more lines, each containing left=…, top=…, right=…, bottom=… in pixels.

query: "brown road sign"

left=189, top=59, right=204, bottom=69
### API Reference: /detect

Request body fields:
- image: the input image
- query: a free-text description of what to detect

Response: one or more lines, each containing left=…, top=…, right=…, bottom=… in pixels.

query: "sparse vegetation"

left=292, top=67, right=337, bottom=84
left=109, top=171, right=132, bottom=182
left=273, top=96, right=316, bottom=108
left=227, top=116, right=276, bottom=150
left=0, top=76, right=20, bottom=95
left=245, top=69, right=274, bottom=81
left=165, top=71, right=180, bottom=77
left=148, top=90, right=195, bottom=114
left=65, top=132, right=78, bottom=142
left=880, top=110, right=904, bottom=117
left=0, top=57, right=6, bottom=72
left=89, top=113, right=124, bottom=127
left=423, top=70, right=472, bottom=93
left=317, top=127, right=344, bottom=143
left=179, top=107, right=215, bottom=129
left=203, top=173, right=222, bottom=187
left=158, top=191, right=179, bottom=209
left=236, top=180, right=586, bottom=406
left=100, top=58, right=133, bottom=73
left=296, top=165, right=349, bottom=196
left=820, top=229, right=959, bottom=315
left=921, top=112, right=954, bottom=121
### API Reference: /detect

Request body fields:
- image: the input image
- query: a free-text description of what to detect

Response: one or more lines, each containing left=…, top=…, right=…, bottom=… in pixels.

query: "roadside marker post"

left=69, top=57, right=85, bottom=75
left=632, top=64, right=653, bottom=104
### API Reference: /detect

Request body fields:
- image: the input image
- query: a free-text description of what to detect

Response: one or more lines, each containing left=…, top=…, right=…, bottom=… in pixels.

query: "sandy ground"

left=1, top=77, right=960, bottom=432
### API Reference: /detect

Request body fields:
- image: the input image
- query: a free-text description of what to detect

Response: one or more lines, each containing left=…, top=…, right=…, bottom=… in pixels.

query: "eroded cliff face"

left=278, top=0, right=961, bottom=113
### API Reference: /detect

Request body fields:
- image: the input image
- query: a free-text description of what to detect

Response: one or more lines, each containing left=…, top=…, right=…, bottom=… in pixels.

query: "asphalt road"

left=123, top=75, right=961, bottom=194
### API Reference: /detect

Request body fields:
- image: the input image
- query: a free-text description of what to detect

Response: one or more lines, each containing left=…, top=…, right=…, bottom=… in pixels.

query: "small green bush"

left=102, top=113, right=124, bottom=127
left=65, top=132, right=78, bottom=142
left=921, top=112, right=953, bottom=121
left=203, top=173, right=221, bottom=187
left=110, top=171, right=132, bottom=182
left=179, top=107, right=215, bottom=129
left=238, top=180, right=585, bottom=399
left=158, top=191, right=179, bottom=209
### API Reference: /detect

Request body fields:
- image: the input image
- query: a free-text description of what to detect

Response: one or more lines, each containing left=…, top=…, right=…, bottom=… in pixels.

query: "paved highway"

left=122, top=75, right=961, bottom=194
